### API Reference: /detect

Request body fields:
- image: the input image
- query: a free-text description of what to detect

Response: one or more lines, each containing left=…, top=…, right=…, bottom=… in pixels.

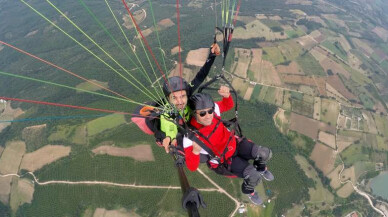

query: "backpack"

left=131, top=102, right=159, bottom=135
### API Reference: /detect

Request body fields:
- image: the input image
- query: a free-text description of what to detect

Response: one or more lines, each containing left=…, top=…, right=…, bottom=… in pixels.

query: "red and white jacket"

left=184, top=95, right=235, bottom=171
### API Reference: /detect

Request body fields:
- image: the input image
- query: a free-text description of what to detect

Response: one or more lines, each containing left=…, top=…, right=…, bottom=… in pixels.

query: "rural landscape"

left=1, top=0, right=388, bottom=216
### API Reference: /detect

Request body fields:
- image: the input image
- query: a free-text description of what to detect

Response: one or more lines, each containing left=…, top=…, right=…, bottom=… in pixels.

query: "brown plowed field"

left=92, top=145, right=154, bottom=162
left=250, top=48, right=282, bottom=86
left=320, top=58, right=350, bottom=79
left=20, top=145, right=71, bottom=172
left=318, top=131, right=336, bottom=149
left=290, top=112, right=319, bottom=139
left=336, top=135, right=358, bottom=153
left=310, top=143, right=336, bottom=175
left=186, top=48, right=209, bottom=67
left=327, top=75, right=357, bottom=100
left=372, top=27, right=388, bottom=42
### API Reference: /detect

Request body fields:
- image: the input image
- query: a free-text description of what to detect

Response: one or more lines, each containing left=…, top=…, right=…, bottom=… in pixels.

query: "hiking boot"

left=260, top=170, right=274, bottom=181
left=246, top=191, right=262, bottom=205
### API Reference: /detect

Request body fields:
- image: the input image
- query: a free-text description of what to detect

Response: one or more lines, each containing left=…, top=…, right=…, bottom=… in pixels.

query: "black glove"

left=253, top=160, right=266, bottom=172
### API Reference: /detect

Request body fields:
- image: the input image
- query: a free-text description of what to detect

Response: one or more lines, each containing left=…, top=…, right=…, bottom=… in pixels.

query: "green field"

left=320, top=99, right=340, bottom=126
left=296, top=52, right=326, bottom=76
left=291, top=98, right=314, bottom=117
left=263, top=87, right=277, bottom=105
left=321, top=40, right=348, bottom=61
left=373, top=114, right=388, bottom=137
left=340, top=143, right=370, bottom=167
left=285, top=28, right=305, bottom=38
left=86, top=114, right=126, bottom=137
left=279, top=41, right=303, bottom=61
left=75, top=80, right=109, bottom=93
left=262, top=47, right=286, bottom=66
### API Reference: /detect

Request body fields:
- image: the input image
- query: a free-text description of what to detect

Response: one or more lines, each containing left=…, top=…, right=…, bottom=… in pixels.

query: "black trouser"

left=230, top=138, right=269, bottom=194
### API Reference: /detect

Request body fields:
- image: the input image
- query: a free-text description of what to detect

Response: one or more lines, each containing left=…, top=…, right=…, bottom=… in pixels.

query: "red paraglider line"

left=0, top=40, right=133, bottom=102
left=176, top=0, right=183, bottom=88
left=228, top=0, right=242, bottom=42
left=121, top=0, right=170, bottom=90
left=0, top=97, right=131, bottom=115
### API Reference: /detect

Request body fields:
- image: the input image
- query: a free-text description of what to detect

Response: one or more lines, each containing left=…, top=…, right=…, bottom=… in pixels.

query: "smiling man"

left=183, top=88, right=274, bottom=205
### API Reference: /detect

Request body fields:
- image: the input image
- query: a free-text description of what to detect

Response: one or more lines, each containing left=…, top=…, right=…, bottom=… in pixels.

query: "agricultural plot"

left=92, top=145, right=154, bottom=162
left=372, top=26, right=388, bottom=42
left=92, top=208, right=139, bottom=217
left=336, top=182, right=354, bottom=198
left=278, top=41, right=303, bottom=61
left=299, top=85, right=315, bottom=96
left=362, top=111, right=378, bottom=134
left=290, top=112, right=319, bottom=139
left=282, top=91, right=292, bottom=110
left=373, top=114, right=388, bottom=137
left=295, top=155, right=334, bottom=203
left=320, top=98, right=340, bottom=126
left=354, top=161, right=375, bottom=180
left=310, top=143, right=336, bottom=175
left=0, top=141, right=26, bottom=174
left=243, top=86, right=254, bottom=101
left=262, top=46, right=286, bottom=66
left=340, top=143, right=369, bottom=167
left=318, top=131, right=336, bottom=149
left=0, top=102, right=24, bottom=133
left=296, top=35, right=317, bottom=50
left=321, top=40, right=348, bottom=61
left=233, top=48, right=251, bottom=78
left=336, top=134, right=359, bottom=153
left=250, top=85, right=262, bottom=103
left=340, top=166, right=356, bottom=183
left=275, top=61, right=303, bottom=75
left=233, top=20, right=288, bottom=40
left=10, top=178, right=34, bottom=213
left=313, top=97, right=321, bottom=120
left=249, top=49, right=282, bottom=86
left=285, top=27, right=305, bottom=38
left=313, top=48, right=351, bottom=79
left=296, top=52, right=326, bottom=76
left=231, top=77, right=249, bottom=97
left=327, top=75, right=357, bottom=101
left=86, top=114, right=126, bottom=137
left=351, top=38, right=374, bottom=56
left=186, top=48, right=209, bottom=67
left=263, top=87, right=277, bottom=105
left=76, top=80, right=108, bottom=93
left=20, top=145, right=71, bottom=172
left=291, top=96, right=314, bottom=117
left=0, top=176, right=12, bottom=204
left=0, top=141, right=26, bottom=204
left=376, top=135, right=388, bottom=151
left=326, top=83, right=349, bottom=105
left=327, top=165, right=342, bottom=189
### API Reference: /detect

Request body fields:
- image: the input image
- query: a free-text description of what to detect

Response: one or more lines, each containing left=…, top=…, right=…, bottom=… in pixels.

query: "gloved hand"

left=253, top=160, right=267, bottom=172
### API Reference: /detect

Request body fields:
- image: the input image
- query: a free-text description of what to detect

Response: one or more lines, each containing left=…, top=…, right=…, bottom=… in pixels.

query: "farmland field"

left=320, top=99, right=340, bottom=126
left=86, top=114, right=126, bottom=137
left=296, top=52, right=326, bottom=76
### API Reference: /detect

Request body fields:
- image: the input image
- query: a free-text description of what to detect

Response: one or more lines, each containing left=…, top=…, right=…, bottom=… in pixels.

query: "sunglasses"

left=197, top=108, right=214, bottom=117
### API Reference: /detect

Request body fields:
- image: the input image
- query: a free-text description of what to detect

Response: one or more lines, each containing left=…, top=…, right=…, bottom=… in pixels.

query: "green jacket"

left=160, top=106, right=191, bottom=140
